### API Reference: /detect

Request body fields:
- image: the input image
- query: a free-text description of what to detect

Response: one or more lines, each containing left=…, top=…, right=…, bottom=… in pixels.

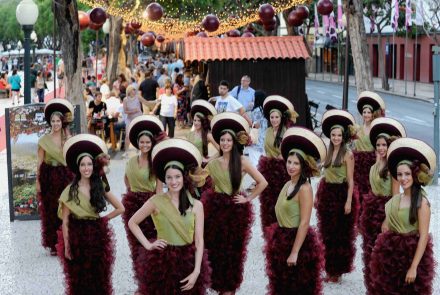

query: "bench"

left=0, top=89, right=8, bottom=99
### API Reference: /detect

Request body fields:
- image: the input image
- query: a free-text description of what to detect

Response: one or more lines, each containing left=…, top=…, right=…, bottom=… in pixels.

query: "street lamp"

left=16, top=0, right=39, bottom=104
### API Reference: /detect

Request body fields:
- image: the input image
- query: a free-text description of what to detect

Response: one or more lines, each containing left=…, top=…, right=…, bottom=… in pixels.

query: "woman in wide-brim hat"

left=56, top=134, right=124, bottom=295
left=316, top=109, right=358, bottom=283
left=359, top=117, right=405, bottom=293
left=202, top=112, right=268, bottom=293
left=264, top=127, right=325, bottom=295
left=369, top=138, right=436, bottom=294
left=353, top=91, right=386, bottom=221
left=37, top=98, right=75, bottom=255
left=121, top=115, right=167, bottom=291
left=128, top=138, right=211, bottom=294
left=258, top=95, right=299, bottom=235
left=187, top=99, right=219, bottom=165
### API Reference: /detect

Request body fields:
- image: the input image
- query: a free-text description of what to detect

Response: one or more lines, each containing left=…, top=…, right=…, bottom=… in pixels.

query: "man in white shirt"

left=213, top=80, right=252, bottom=125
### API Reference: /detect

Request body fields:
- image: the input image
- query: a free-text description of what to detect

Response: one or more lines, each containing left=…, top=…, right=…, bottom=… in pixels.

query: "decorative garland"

left=78, top=0, right=311, bottom=40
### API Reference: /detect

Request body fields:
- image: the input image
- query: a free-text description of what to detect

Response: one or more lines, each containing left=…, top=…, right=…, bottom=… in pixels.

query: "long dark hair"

left=164, top=164, right=194, bottom=216
left=138, top=133, right=156, bottom=180
left=195, top=113, right=210, bottom=157
left=219, top=130, right=243, bottom=195
left=270, top=111, right=291, bottom=148
left=286, top=152, right=310, bottom=200
left=375, top=134, right=390, bottom=179
left=69, top=155, right=107, bottom=213
left=323, top=127, right=349, bottom=168
left=252, top=90, right=266, bottom=111
left=400, top=161, right=424, bottom=225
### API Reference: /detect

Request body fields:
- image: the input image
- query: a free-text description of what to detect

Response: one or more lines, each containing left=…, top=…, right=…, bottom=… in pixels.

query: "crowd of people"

left=34, top=68, right=437, bottom=295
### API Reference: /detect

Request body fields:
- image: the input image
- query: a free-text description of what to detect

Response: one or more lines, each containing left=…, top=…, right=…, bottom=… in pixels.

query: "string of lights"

left=78, top=0, right=311, bottom=39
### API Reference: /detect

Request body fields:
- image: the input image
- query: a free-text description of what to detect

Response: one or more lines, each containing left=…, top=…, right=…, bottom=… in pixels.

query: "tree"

left=107, top=16, right=123, bottom=87
left=53, top=0, right=86, bottom=132
left=346, top=0, right=374, bottom=93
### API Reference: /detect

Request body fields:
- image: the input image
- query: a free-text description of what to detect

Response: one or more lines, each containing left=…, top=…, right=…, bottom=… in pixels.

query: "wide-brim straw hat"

left=321, top=109, right=356, bottom=138
left=369, top=117, right=406, bottom=146
left=191, top=99, right=217, bottom=119
left=152, top=138, right=202, bottom=183
left=387, top=137, right=436, bottom=180
left=44, top=98, right=74, bottom=126
left=210, top=112, right=250, bottom=144
left=263, top=95, right=295, bottom=120
left=280, top=127, right=327, bottom=162
left=63, top=134, right=108, bottom=171
left=357, top=91, right=385, bottom=114
left=128, top=115, right=164, bottom=149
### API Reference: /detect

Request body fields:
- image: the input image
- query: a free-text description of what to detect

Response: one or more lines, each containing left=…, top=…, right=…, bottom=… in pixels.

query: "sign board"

left=6, top=103, right=80, bottom=221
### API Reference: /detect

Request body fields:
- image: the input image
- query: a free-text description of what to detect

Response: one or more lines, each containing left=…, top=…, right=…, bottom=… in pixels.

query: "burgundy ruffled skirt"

left=56, top=216, right=115, bottom=295
left=202, top=188, right=254, bottom=292
left=257, top=156, right=289, bottom=232
left=136, top=243, right=211, bottom=294
left=38, top=162, right=73, bottom=251
left=369, top=231, right=435, bottom=295
left=264, top=225, right=324, bottom=295
left=121, top=190, right=156, bottom=284
left=353, top=151, right=375, bottom=221
left=359, top=191, right=391, bottom=293
left=316, top=180, right=358, bottom=277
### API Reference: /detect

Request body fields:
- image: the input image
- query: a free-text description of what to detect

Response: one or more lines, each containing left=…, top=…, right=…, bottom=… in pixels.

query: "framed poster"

left=6, top=103, right=80, bottom=221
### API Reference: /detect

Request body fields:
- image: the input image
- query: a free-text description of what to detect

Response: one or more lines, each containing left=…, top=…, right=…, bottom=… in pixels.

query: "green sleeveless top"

left=57, top=184, right=100, bottom=220
left=275, top=182, right=300, bottom=228
left=125, top=156, right=156, bottom=193
left=206, top=158, right=242, bottom=195
left=187, top=131, right=204, bottom=156
left=385, top=195, right=419, bottom=234
left=38, top=134, right=66, bottom=166
left=264, top=127, right=283, bottom=158
left=369, top=162, right=392, bottom=197
left=151, top=194, right=195, bottom=246
left=354, top=127, right=374, bottom=152
left=324, top=162, right=347, bottom=184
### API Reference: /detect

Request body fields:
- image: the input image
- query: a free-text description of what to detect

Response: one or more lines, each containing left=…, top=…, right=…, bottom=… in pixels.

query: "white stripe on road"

left=332, top=94, right=340, bottom=98
left=400, top=116, right=431, bottom=127
left=317, top=90, right=325, bottom=94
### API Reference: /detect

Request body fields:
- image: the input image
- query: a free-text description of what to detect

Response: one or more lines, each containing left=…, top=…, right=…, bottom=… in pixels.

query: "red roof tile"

left=183, top=36, right=310, bottom=62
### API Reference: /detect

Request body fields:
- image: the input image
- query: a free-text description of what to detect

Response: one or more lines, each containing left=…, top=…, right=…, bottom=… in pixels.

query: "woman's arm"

left=344, top=150, right=355, bottom=215
left=180, top=200, right=204, bottom=291
left=173, top=98, right=178, bottom=119
left=124, top=174, right=130, bottom=191
left=36, top=147, right=44, bottom=192
left=207, top=133, right=220, bottom=152
left=128, top=199, right=167, bottom=251
left=61, top=204, right=72, bottom=260
left=102, top=191, right=125, bottom=220
left=155, top=179, right=163, bottom=194
left=234, top=157, right=268, bottom=203
left=287, top=183, right=313, bottom=266
left=405, top=198, right=431, bottom=284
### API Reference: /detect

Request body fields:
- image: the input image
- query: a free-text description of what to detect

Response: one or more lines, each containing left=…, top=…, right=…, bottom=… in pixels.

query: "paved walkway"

left=307, top=73, right=435, bottom=102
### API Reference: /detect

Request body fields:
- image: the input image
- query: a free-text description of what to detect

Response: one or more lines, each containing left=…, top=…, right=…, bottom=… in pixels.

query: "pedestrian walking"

left=264, top=127, right=326, bottom=295
left=315, top=110, right=357, bottom=283
left=369, top=138, right=436, bottom=294
left=202, top=112, right=267, bottom=293
left=37, top=99, right=74, bottom=255
left=128, top=138, right=211, bottom=294
left=57, top=134, right=124, bottom=295
left=257, top=95, right=298, bottom=235
left=359, top=117, right=405, bottom=293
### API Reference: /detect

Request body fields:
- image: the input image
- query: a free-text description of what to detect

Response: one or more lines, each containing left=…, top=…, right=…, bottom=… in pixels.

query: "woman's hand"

left=146, top=239, right=167, bottom=251
left=64, top=244, right=72, bottom=260
left=405, top=266, right=417, bottom=284
left=180, top=271, right=199, bottom=291
left=233, top=194, right=249, bottom=204
left=381, top=221, right=389, bottom=233
left=287, top=252, right=298, bottom=267
left=344, top=200, right=352, bottom=215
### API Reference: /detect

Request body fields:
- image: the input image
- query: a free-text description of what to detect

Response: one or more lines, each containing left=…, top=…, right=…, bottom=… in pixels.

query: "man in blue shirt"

left=229, top=75, right=255, bottom=113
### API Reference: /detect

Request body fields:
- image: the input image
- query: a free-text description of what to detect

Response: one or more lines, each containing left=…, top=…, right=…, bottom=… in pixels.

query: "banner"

left=6, top=103, right=80, bottom=221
